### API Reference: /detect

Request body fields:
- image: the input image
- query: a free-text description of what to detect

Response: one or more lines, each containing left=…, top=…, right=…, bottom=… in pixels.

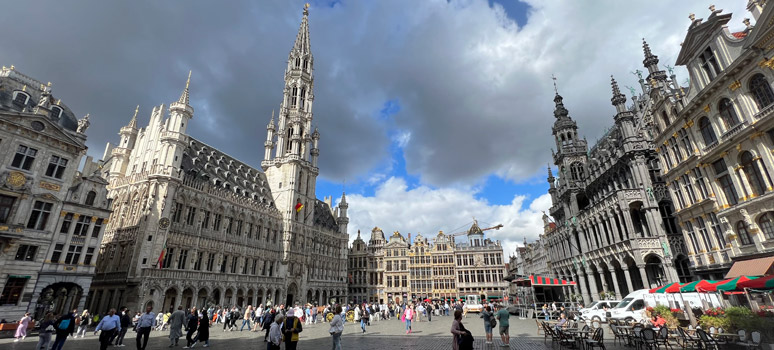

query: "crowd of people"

left=9, top=299, right=515, bottom=350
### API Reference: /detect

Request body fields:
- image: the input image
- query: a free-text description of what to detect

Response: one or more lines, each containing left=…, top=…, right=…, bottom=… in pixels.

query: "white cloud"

left=341, top=177, right=551, bottom=257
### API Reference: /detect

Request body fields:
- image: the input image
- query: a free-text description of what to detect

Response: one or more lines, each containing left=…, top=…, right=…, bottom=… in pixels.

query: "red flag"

left=295, top=202, right=304, bottom=213
left=157, top=241, right=167, bottom=269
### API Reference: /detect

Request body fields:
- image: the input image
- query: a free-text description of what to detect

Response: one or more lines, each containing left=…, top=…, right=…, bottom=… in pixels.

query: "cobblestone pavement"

left=0, top=315, right=628, bottom=350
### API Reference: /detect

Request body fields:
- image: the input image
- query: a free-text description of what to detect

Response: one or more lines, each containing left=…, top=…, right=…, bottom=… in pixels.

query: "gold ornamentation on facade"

left=73, top=214, right=81, bottom=219
left=60, top=211, right=68, bottom=217
left=39, top=181, right=61, bottom=191
left=91, top=216, right=98, bottom=222
left=729, top=80, right=742, bottom=91
left=6, top=171, right=26, bottom=187
left=686, top=119, right=694, bottom=127
left=703, top=105, right=711, bottom=113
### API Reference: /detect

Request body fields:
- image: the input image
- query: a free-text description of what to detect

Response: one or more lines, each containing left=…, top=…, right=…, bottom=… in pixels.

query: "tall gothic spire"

left=611, top=75, right=627, bottom=113
left=178, top=70, right=191, bottom=105
left=642, top=39, right=659, bottom=69
left=292, top=3, right=312, bottom=55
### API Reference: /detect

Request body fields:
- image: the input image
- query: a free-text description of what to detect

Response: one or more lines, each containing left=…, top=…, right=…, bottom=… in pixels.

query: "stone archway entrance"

left=163, top=288, right=178, bottom=313
left=286, top=283, right=297, bottom=307
left=35, top=283, right=83, bottom=320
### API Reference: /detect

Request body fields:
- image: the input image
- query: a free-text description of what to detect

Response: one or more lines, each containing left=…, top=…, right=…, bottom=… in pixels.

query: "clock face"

left=159, top=218, right=170, bottom=229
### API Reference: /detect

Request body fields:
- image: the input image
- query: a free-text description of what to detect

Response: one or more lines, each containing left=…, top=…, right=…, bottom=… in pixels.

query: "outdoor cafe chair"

left=736, top=329, right=747, bottom=345
left=655, top=326, right=673, bottom=350
left=738, top=331, right=762, bottom=349
left=592, top=320, right=601, bottom=329
left=585, top=327, right=606, bottom=350
left=557, top=329, right=576, bottom=349
left=630, top=325, right=644, bottom=350
left=641, top=328, right=658, bottom=350
left=575, top=325, right=592, bottom=349
left=543, top=321, right=561, bottom=345
left=696, top=329, right=721, bottom=350
left=676, top=327, right=701, bottom=349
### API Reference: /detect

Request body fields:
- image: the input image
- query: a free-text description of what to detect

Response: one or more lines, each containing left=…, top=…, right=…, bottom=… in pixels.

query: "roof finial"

left=552, top=74, right=559, bottom=95
left=689, top=13, right=695, bottom=21
left=642, top=38, right=653, bottom=58
left=178, top=70, right=191, bottom=105
left=304, top=2, right=310, bottom=16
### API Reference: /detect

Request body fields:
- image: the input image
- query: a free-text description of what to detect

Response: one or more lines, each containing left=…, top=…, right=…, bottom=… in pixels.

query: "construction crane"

left=444, top=221, right=504, bottom=237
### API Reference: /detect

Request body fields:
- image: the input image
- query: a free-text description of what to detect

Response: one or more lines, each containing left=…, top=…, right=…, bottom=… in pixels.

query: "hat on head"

left=287, top=309, right=295, bottom=317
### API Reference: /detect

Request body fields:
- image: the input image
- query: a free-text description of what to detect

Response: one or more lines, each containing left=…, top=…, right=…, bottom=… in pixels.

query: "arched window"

left=718, top=98, right=739, bottom=129
left=85, top=191, right=97, bottom=206
left=736, top=221, right=753, bottom=245
left=759, top=212, right=774, bottom=240
left=749, top=73, right=774, bottom=109
left=700, top=47, right=721, bottom=80
left=50, top=106, right=63, bottom=120
left=299, top=88, right=306, bottom=109
left=570, top=162, right=584, bottom=181
left=291, top=87, right=298, bottom=107
left=698, top=117, right=717, bottom=146
left=295, top=57, right=301, bottom=67
left=303, top=59, right=308, bottom=70
left=12, top=91, right=30, bottom=107
left=740, top=151, right=767, bottom=196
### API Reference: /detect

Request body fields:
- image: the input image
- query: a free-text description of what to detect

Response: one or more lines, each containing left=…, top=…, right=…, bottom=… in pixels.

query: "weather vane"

left=552, top=74, right=558, bottom=94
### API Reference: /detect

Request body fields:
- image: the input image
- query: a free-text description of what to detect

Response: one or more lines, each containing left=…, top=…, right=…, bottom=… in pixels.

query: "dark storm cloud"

left=0, top=0, right=750, bottom=188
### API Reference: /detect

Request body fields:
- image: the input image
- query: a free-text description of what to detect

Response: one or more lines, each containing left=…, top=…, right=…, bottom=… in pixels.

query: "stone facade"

left=0, top=66, right=111, bottom=320
left=348, top=223, right=507, bottom=304
left=544, top=41, right=686, bottom=304
left=651, top=2, right=774, bottom=279
left=90, top=7, right=349, bottom=314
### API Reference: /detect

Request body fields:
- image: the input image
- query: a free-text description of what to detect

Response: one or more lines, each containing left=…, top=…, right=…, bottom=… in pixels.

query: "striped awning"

left=530, top=275, right=577, bottom=286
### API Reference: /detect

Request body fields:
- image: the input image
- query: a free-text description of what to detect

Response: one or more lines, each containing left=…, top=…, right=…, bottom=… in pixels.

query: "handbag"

left=490, top=317, right=497, bottom=328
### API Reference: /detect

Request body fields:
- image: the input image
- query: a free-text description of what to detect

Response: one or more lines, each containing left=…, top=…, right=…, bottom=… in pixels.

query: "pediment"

left=0, top=112, right=85, bottom=149
left=676, top=13, right=733, bottom=65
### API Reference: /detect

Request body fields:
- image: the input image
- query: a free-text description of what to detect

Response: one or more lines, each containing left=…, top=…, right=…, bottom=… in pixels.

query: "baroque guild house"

left=90, top=6, right=349, bottom=313
left=0, top=66, right=110, bottom=320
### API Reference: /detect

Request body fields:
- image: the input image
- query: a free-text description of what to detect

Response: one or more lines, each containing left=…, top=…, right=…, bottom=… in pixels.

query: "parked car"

left=579, top=300, right=620, bottom=322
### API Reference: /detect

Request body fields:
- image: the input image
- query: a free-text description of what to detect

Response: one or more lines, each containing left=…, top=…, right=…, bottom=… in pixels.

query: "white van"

left=608, top=289, right=724, bottom=322
left=579, top=300, right=620, bottom=322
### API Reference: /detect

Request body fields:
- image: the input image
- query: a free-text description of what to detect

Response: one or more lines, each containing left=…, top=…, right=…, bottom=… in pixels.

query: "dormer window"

left=49, top=106, right=63, bottom=120
left=700, top=47, right=721, bottom=80
left=12, top=91, right=30, bottom=107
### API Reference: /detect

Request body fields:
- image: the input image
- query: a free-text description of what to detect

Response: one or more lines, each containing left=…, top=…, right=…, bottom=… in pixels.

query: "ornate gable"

left=676, top=12, right=733, bottom=65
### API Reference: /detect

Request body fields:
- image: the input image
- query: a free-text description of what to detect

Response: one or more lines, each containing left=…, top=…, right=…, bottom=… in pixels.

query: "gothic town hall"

left=90, top=7, right=350, bottom=313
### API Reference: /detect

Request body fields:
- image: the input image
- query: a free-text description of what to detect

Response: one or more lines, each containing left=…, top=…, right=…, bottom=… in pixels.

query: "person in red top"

left=650, top=314, right=666, bottom=328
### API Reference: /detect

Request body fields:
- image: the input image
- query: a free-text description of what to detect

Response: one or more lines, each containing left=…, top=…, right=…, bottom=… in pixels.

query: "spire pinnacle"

left=547, top=165, right=555, bottom=179
left=292, top=4, right=312, bottom=55
left=128, top=105, right=139, bottom=128
left=178, top=70, right=191, bottom=105
left=642, top=38, right=653, bottom=58
left=611, top=75, right=627, bottom=109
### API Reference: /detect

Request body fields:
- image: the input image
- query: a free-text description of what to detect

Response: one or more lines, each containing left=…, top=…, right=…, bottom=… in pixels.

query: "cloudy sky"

left=0, top=0, right=751, bottom=256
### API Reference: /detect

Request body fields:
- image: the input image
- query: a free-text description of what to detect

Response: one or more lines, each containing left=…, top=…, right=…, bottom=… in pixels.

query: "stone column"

left=176, top=289, right=183, bottom=309
left=638, top=264, right=649, bottom=289
left=608, top=267, right=622, bottom=299
left=588, top=273, right=600, bottom=301
left=577, top=273, right=590, bottom=305
left=622, top=267, right=634, bottom=295
left=600, top=269, right=610, bottom=295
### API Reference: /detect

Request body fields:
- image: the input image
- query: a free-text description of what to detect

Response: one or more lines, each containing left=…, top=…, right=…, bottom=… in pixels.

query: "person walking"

left=480, top=306, right=494, bottom=344
left=76, top=309, right=91, bottom=338
left=94, top=308, right=121, bottom=350
left=359, top=306, right=368, bottom=333
left=262, top=309, right=275, bottom=342
left=192, top=310, right=210, bottom=348
left=542, top=304, right=549, bottom=321
left=35, top=312, right=56, bottom=350
left=282, top=309, right=303, bottom=350
left=495, top=304, right=510, bottom=347
left=113, top=307, right=131, bottom=347
left=135, top=305, right=156, bottom=350
left=329, top=305, right=344, bottom=350
left=182, top=308, right=198, bottom=349
left=267, top=315, right=284, bottom=350
left=239, top=305, right=252, bottom=331
left=402, top=304, right=414, bottom=334
left=168, top=306, right=186, bottom=347
left=51, top=310, right=76, bottom=350
left=451, top=310, right=473, bottom=350
left=13, top=312, right=31, bottom=342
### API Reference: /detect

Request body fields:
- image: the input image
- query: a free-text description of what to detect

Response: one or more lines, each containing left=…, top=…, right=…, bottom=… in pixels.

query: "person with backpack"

left=480, top=306, right=494, bottom=344
left=51, top=309, right=76, bottom=350
left=451, top=310, right=474, bottom=350
left=262, top=309, right=275, bottom=342
left=36, top=312, right=56, bottom=350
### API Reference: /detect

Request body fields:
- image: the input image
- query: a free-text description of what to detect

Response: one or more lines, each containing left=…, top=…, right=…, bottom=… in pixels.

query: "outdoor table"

left=713, top=333, right=740, bottom=342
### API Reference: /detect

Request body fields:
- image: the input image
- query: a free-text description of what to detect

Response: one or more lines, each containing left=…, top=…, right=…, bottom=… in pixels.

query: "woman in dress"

left=194, top=310, right=210, bottom=348
left=14, top=312, right=32, bottom=342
